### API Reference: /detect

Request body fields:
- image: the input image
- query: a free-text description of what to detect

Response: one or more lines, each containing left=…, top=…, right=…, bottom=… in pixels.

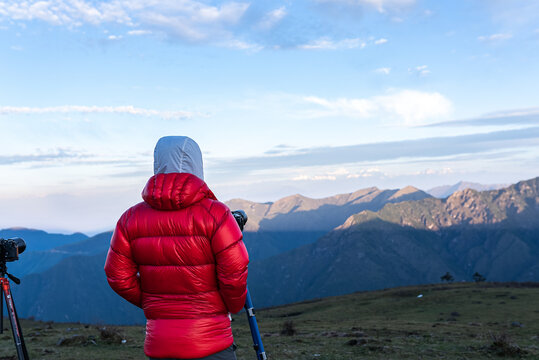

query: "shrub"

left=280, top=320, right=297, bottom=336
left=440, top=272, right=454, bottom=283
left=488, top=333, right=526, bottom=357
left=473, top=272, right=486, bottom=282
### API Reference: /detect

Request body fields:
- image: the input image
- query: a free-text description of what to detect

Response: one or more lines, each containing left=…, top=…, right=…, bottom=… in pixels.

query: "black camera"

left=0, top=238, right=26, bottom=262
left=232, top=210, right=248, bottom=231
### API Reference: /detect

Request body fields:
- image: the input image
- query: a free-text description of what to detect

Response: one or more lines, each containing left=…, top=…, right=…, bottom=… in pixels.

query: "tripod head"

left=0, top=237, right=25, bottom=283
left=0, top=262, right=21, bottom=284
left=232, top=210, right=248, bottom=231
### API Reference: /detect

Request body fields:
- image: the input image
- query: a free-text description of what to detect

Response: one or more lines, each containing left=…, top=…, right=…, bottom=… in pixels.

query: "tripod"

left=244, top=287, right=267, bottom=360
left=232, top=210, right=267, bottom=359
left=0, top=261, right=30, bottom=360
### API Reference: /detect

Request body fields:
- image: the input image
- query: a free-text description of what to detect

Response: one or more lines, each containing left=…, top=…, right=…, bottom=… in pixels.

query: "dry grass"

left=1, top=282, right=538, bottom=359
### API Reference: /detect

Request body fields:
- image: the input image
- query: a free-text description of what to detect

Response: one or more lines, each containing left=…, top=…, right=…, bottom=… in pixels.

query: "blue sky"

left=1, top=0, right=538, bottom=233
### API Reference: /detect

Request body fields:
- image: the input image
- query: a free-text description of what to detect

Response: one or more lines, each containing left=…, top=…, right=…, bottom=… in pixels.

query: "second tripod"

left=1, top=262, right=30, bottom=360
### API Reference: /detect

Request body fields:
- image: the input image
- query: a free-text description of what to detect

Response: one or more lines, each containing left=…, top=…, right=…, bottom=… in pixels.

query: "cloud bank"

left=423, top=108, right=539, bottom=128
left=0, top=0, right=250, bottom=44
left=212, top=126, right=539, bottom=173
left=303, top=89, right=452, bottom=125
left=0, top=105, right=192, bottom=119
left=0, top=1, right=395, bottom=50
left=0, top=148, right=80, bottom=165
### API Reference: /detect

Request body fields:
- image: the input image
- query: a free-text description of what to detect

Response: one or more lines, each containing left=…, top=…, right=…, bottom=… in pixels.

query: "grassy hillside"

left=2, top=282, right=538, bottom=359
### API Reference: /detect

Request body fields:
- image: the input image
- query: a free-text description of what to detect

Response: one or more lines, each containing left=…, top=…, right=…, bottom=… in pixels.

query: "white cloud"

left=107, top=34, right=122, bottom=40
left=0, top=0, right=131, bottom=26
left=298, top=37, right=366, bottom=50
left=375, top=67, right=391, bottom=75
left=0, top=0, right=250, bottom=43
left=409, top=65, right=430, bottom=76
left=315, top=0, right=416, bottom=13
left=220, top=39, right=263, bottom=52
left=420, top=167, right=453, bottom=176
left=293, top=174, right=337, bottom=181
left=293, top=167, right=384, bottom=181
left=127, top=29, right=152, bottom=36
left=303, top=89, right=453, bottom=126
left=478, top=33, right=513, bottom=42
left=304, top=95, right=376, bottom=118
left=217, top=39, right=264, bottom=53
left=0, top=105, right=193, bottom=119
left=374, top=38, right=388, bottom=45
left=258, top=6, right=286, bottom=30
left=346, top=168, right=383, bottom=178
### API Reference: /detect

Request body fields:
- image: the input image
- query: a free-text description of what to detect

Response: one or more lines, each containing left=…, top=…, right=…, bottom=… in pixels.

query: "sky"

left=1, top=0, right=539, bottom=234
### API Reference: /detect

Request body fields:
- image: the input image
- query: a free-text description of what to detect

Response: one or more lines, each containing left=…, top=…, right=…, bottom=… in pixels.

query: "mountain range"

left=0, top=228, right=87, bottom=252
left=5, top=177, right=539, bottom=324
left=227, top=185, right=430, bottom=260
left=248, top=177, right=539, bottom=307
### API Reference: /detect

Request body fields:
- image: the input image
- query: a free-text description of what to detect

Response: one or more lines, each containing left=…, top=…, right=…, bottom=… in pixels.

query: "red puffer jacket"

left=104, top=173, right=249, bottom=359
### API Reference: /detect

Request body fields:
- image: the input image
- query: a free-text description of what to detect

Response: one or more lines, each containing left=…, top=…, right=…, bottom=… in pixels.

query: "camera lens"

left=11, top=238, right=26, bottom=255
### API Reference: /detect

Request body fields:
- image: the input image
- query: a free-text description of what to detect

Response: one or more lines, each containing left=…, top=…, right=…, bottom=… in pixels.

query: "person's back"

left=104, top=136, right=249, bottom=359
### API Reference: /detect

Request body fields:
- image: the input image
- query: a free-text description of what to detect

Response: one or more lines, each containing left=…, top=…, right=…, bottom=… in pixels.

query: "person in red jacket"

left=104, top=136, right=249, bottom=360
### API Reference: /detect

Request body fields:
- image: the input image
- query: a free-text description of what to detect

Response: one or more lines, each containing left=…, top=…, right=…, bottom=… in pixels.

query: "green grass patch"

left=1, top=282, right=538, bottom=359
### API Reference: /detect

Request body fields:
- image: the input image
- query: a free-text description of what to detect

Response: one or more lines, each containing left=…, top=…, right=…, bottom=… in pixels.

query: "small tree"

left=473, top=272, right=486, bottom=283
left=441, top=272, right=454, bottom=283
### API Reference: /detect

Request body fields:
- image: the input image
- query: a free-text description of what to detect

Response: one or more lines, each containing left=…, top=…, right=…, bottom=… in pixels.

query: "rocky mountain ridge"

left=248, top=177, right=539, bottom=307
left=344, top=177, right=539, bottom=231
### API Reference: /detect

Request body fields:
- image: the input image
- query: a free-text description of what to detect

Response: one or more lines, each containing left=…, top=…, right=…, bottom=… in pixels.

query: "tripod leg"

left=1, top=278, right=30, bottom=360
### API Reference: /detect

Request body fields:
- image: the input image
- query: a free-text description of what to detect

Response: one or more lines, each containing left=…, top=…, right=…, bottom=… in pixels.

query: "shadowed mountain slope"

left=7, top=232, right=112, bottom=278
left=12, top=251, right=144, bottom=325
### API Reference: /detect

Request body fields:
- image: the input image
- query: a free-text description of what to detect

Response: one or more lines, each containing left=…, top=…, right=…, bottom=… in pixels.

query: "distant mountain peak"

left=3, top=226, right=33, bottom=231
left=279, top=193, right=309, bottom=201
left=389, top=185, right=421, bottom=199
left=427, top=181, right=508, bottom=198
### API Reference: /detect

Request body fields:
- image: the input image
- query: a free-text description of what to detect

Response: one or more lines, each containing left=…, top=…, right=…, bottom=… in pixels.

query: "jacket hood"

left=142, top=173, right=216, bottom=210
left=154, top=136, right=204, bottom=180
